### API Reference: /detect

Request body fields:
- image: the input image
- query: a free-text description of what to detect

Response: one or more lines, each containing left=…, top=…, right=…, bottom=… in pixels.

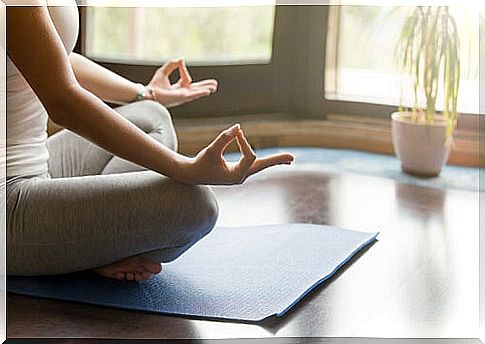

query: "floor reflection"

left=213, top=165, right=336, bottom=226
left=7, top=166, right=479, bottom=338
left=213, top=168, right=479, bottom=338
left=391, top=183, right=449, bottom=335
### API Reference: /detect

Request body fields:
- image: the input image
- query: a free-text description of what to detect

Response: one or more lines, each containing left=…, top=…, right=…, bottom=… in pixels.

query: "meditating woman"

left=6, top=1, right=294, bottom=281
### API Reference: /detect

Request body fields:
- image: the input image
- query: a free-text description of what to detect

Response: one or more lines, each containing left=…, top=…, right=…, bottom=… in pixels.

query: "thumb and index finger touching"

left=208, top=124, right=240, bottom=155
left=208, top=124, right=295, bottom=181
left=159, top=59, right=192, bottom=86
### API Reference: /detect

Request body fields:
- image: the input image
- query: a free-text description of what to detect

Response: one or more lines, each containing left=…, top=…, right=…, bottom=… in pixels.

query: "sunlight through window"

left=85, top=4, right=275, bottom=65
left=326, top=6, right=480, bottom=114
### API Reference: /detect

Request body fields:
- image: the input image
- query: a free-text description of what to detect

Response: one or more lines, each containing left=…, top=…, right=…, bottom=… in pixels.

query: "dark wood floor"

left=7, top=165, right=479, bottom=340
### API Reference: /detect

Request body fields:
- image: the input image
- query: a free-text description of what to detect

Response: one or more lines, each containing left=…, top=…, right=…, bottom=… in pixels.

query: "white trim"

left=81, top=0, right=275, bottom=7
left=479, top=8, right=485, bottom=343
left=0, top=1, right=6, bottom=343
left=3, top=0, right=481, bottom=6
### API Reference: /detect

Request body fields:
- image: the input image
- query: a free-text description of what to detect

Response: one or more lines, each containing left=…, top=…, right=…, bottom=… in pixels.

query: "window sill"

left=174, top=113, right=482, bottom=168
left=48, top=112, right=481, bottom=168
left=86, top=55, right=273, bottom=68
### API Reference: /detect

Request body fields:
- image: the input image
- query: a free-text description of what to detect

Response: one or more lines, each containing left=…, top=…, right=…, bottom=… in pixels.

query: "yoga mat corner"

left=8, top=224, right=379, bottom=322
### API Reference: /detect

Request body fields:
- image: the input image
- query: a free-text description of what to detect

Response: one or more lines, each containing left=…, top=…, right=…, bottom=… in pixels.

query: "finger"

left=191, top=79, right=218, bottom=91
left=208, top=124, right=241, bottom=154
left=182, top=88, right=212, bottom=103
left=192, top=83, right=217, bottom=93
left=191, top=79, right=218, bottom=87
left=189, top=83, right=217, bottom=93
left=178, top=59, right=192, bottom=87
left=247, top=153, right=294, bottom=177
left=234, top=130, right=257, bottom=177
left=159, top=60, right=180, bottom=77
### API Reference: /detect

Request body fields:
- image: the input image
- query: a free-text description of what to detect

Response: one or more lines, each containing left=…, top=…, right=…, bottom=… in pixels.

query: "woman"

left=6, top=1, right=294, bottom=282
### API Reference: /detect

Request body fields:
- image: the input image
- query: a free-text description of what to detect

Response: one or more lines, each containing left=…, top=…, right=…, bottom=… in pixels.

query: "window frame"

left=75, top=5, right=483, bottom=166
left=76, top=5, right=297, bottom=119
left=320, top=5, right=482, bottom=130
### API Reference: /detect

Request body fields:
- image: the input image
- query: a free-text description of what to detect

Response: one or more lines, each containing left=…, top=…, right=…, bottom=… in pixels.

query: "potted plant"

left=392, top=6, right=461, bottom=177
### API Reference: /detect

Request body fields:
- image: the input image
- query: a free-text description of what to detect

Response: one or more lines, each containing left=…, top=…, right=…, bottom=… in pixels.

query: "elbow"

left=43, top=83, right=83, bottom=128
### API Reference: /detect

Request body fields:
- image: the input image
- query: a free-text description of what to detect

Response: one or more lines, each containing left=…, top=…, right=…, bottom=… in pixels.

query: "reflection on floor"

left=225, top=147, right=480, bottom=191
left=7, top=148, right=479, bottom=339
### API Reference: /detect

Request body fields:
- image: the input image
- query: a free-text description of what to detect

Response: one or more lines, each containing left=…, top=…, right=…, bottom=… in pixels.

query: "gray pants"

left=6, top=100, right=219, bottom=276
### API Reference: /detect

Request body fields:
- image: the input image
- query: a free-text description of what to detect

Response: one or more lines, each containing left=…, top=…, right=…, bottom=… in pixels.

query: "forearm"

left=52, top=84, right=193, bottom=182
left=70, top=53, right=141, bottom=104
left=7, top=6, right=291, bottom=187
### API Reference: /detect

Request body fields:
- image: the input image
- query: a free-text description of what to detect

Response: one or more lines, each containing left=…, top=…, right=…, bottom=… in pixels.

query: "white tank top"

left=7, top=0, right=79, bottom=178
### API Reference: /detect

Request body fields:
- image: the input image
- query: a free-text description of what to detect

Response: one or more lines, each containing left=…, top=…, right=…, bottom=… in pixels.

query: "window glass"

left=85, top=4, right=276, bottom=65
left=326, top=6, right=480, bottom=114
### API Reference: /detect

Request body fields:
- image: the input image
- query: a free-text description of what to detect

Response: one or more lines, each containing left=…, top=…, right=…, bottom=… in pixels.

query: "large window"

left=79, top=5, right=481, bottom=119
left=85, top=4, right=276, bottom=65
left=325, top=6, right=480, bottom=115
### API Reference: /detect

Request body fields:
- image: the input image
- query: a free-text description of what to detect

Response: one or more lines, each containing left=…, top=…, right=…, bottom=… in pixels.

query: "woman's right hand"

left=7, top=6, right=291, bottom=186
left=184, top=124, right=294, bottom=185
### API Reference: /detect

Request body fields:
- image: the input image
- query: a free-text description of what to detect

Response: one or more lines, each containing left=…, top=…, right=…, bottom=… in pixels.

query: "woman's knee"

left=117, top=100, right=178, bottom=151
left=184, top=184, right=219, bottom=237
left=162, top=183, right=219, bottom=250
left=134, top=181, right=219, bottom=264
left=145, top=175, right=219, bottom=238
left=146, top=101, right=178, bottom=151
left=138, top=100, right=171, bottom=122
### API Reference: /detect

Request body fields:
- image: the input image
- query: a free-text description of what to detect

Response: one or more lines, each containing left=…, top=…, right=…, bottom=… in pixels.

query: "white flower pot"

left=391, top=112, right=452, bottom=177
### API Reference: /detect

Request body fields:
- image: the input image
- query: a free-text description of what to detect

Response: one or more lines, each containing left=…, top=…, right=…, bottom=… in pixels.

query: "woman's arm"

left=7, top=5, right=293, bottom=185
left=7, top=6, right=193, bottom=182
left=69, top=53, right=142, bottom=105
left=70, top=53, right=218, bottom=107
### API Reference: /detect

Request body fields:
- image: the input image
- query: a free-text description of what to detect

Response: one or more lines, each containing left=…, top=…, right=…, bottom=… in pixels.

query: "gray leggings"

left=6, top=100, right=219, bottom=276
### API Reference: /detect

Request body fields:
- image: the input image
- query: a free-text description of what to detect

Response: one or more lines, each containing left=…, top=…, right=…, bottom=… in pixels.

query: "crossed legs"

left=7, top=101, right=218, bottom=280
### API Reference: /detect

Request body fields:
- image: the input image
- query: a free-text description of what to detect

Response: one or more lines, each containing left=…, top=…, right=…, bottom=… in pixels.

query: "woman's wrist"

left=166, top=154, right=199, bottom=185
left=134, top=83, right=157, bottom=102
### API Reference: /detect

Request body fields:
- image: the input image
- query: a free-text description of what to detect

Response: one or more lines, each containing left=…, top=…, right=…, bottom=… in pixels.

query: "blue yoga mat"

left=225, top=147, right=480, bottom=192
left=7, top=224, right=378, bottom=322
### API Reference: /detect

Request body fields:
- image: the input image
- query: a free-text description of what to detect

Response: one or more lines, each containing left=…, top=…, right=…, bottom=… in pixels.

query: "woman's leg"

left=46, top=100, right=178, bottom=178
left=7, top=170, right=218, bottom=276
left=101, top=100, right=178, bottom=174
left=8, top=100, right=217, bottom=278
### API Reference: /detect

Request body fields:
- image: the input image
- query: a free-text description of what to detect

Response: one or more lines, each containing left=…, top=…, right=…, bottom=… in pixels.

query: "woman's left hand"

left=147, top=59, right=217, bottom=108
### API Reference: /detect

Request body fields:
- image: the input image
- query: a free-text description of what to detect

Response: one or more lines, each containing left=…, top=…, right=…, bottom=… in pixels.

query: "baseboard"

left=47, top=113, right=482, bottom=168
left=174, top=113, right=482, bottom=168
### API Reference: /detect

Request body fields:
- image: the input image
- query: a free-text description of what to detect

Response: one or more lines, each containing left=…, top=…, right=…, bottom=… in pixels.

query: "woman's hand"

left=184, top=124, right=294, bottom=185
left=147, top=59, right=217, bottom=108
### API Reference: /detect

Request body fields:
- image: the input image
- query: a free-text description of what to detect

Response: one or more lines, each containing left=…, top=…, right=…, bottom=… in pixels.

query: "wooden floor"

left=7, top=165, right=479, bottom=340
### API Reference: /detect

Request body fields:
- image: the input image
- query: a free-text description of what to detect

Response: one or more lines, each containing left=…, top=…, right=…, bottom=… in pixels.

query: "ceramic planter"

left=391, top=112, right=452, bottom=177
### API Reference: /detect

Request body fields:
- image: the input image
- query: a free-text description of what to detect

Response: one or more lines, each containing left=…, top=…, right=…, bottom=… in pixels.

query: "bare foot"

left=93, top=256, right=162, bottom=281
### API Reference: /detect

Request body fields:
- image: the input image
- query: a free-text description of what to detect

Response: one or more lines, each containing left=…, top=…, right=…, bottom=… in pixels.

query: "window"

left=84, top=3, right=276, bottom=65
left=76, top=5, right=482, bottom=165
left=78, top=5, right=480, bottom=119
left=325, top=6, right=480, bottom=115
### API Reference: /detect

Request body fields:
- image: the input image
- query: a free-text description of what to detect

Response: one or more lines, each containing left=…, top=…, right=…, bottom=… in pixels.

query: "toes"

left=141, top=271, right=152, bottom=280
left=93, top=256, right=162, bottom=282
left=94, top=267, right=119, bottom=279
left=141, top=260, right=162, bottom=274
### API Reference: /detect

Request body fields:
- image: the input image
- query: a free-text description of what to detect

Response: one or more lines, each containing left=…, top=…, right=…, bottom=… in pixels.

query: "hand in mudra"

left=188, top=124, right=294, bottom=185
left=148, top=59, right=217, bottom=108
